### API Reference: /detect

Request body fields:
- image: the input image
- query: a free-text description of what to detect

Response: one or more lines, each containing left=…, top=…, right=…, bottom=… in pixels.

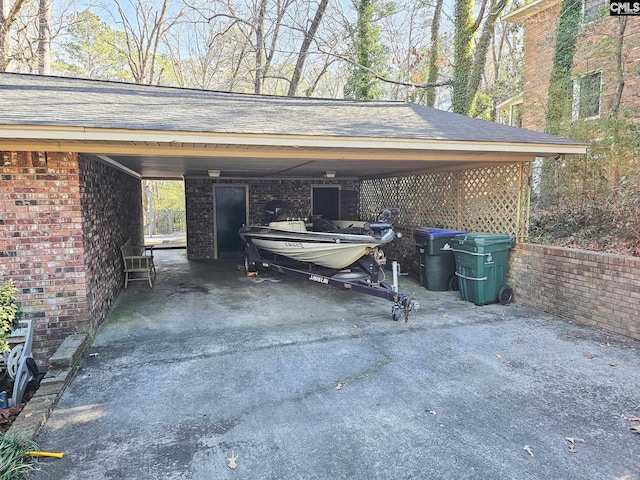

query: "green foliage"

left=451, top=0, right=475, bottom=114
left=0, top=432, right=38, bottom=479
left=544, top=0, right=582, bottom=136
left=54, top=10, right=131, bottom=81
left=343, top=0, right=388, bottom=100
left=142, top=181, right=185, bottom=212
left=531, top=112, right=640, bottom=254
left=0, top=280, right=22, bottom=354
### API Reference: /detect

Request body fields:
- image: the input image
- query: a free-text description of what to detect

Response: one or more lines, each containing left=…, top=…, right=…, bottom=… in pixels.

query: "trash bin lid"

left=413, top=227, right=467, bottom=240
left=453, top=232, right=514, bottom=246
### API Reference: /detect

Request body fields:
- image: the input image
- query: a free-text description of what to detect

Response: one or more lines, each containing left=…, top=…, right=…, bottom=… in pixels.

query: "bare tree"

left=0, top=0, right=27, bottom=70
left=37, top=0, right=51, bottom=74
left=287, top=0, right=328, bottom=96
left=110, top=0, right=186, bottom=84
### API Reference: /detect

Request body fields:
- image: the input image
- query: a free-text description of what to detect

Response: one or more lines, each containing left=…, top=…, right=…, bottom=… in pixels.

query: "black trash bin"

left=413, top=227, right=467, bottom=291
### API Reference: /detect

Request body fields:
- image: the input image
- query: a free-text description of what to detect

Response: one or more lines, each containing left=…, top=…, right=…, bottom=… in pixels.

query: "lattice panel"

left=360, top=163, right=531, bottom=241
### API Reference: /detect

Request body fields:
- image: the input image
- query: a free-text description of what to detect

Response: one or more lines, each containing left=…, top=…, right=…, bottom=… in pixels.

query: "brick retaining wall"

left=506, top=243, right=640, bottom=340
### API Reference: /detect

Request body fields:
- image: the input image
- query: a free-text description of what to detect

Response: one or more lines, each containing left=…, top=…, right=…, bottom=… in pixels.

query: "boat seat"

left=312, top=217, right=335, bottom=232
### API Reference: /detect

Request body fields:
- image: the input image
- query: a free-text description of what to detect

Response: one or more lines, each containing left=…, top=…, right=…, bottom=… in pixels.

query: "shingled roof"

left=2, top=72, right=578, bottom=144
left=0, top=73, right=586, bottom=179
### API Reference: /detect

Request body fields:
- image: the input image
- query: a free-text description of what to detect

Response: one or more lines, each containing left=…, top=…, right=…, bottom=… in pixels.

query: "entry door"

left=215, top=186, right=247, bottom=259
left=312, top=186, right=340, bottom=220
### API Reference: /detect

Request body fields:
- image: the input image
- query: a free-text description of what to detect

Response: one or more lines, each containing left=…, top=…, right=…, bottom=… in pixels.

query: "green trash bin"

left=451, top=233, right=515, bottom=305
left=413, top=227, right=466, bottom=291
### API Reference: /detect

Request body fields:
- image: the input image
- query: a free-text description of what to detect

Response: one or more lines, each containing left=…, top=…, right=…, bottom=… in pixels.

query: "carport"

left=0, top=73, right=587, bottom=362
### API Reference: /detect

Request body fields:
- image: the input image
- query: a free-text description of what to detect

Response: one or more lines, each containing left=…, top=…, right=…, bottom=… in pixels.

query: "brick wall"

left=573, top=17, right=640, bottom=114
left=506, top=243, right=640, bottom=340
left=521, top=11, right=640, bottom=131
left=79, top=155, right=143, bottom=334
left=185, top=178, right=359, bottom=259
left=1, top=152, right=88, bottom=363
left=1, top=152, right=142, bottom=364
left=521, top=4, right=561, bottom=131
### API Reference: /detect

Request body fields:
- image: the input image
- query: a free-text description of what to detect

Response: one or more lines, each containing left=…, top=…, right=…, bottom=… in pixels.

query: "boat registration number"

left=284, top=242, right=303, bottom=248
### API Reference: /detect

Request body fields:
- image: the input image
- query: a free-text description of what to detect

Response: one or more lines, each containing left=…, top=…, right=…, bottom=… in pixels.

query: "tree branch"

left=320, top=49, right=452, bottom=89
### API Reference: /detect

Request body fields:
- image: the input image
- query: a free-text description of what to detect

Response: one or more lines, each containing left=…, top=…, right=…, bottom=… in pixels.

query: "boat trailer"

left=243, top=243, right=419, bottom=322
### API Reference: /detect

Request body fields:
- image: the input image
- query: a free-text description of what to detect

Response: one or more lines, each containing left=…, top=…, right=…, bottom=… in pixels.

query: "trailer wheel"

left=447, top=273, right=459, bottom=291
left=497, top=285, right=513, bottom=305
left=392, top=307, right=402, bottom=321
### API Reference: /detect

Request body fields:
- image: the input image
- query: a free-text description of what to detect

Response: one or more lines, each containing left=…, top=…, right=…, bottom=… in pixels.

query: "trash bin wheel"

left=497, top=285, right=513, bottom=305
left=392, top=306, right=402, bottom=321
left=447, top=273, right=459, bottom=291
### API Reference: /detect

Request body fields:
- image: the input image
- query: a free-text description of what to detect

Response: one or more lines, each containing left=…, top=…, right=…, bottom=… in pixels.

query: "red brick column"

left=1, top=152, right=88, bottom=363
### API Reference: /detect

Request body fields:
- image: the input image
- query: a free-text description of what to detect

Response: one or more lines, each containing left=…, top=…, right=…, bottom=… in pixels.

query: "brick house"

left=502, top=0, right=640, bottom=129
left=1, top=73, right=585, bottom=365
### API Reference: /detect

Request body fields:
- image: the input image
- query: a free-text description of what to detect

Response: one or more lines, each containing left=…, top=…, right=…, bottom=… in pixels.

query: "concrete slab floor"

left=32, top=249, right=640, bottom=480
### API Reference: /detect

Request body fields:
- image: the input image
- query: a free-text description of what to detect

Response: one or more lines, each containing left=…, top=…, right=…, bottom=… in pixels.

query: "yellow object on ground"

left=25, top=451, right=64, bottom=459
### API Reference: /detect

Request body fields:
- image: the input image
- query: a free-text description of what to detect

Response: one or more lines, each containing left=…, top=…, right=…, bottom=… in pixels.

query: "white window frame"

left=572, top=71, right=602, bottom=121
left=583, top=0, right=606, bottom=22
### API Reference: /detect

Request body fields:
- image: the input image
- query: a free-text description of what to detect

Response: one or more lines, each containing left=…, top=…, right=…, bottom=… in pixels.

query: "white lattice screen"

left=360, top=162, right=531, bottom=242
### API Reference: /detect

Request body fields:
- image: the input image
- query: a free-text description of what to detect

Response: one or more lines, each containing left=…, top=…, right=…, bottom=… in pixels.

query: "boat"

left=239, top=202, right=418, bottom=322
left=238, top=201, right=398, bottom=270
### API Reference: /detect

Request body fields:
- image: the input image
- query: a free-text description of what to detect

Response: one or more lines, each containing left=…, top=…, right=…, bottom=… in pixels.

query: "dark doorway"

left=312, top=186, right=340, bottom=220
left=215, top=186, right=247, bottom=259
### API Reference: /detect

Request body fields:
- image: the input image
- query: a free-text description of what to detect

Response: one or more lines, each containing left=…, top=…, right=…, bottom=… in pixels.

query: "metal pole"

left=392, top=261, right=399, bottom=293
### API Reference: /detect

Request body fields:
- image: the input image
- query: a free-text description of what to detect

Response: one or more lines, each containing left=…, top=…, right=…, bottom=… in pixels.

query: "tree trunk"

left=254, top=0, right=267, bottom=94
left=38, top=0, right=51, bottom=75
left=452, top=0, right=475, bottom=114
left=0, top=0, right=27, bottom=71
left=612, top=16, right=628, bottom=117
left=287, top=0, right=329, bottom=97
left=465, top=0, right=507, bottom=112
left=425, top=0, right=444, bottom=107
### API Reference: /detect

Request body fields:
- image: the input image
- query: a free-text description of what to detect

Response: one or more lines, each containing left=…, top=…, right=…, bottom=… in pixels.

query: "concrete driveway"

left=33, top=249, right=640, bottom=479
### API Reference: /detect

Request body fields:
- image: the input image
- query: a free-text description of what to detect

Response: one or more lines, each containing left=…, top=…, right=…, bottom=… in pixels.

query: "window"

left=572, top=72, right=601, bottom=120
left=583, top=0, right=606, bottom=22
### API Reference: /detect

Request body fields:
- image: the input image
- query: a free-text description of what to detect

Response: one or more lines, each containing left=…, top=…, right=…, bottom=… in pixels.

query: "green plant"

left=0, top=432, right=38, bottom=480
left=0, top=280, right=22, bottom=353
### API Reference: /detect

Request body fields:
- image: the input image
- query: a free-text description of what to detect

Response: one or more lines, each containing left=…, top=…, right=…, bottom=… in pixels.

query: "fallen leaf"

left=351, top=334, right=359, bottom=339
left=496, top=354, right=503, bottom=360
left=565, top=437, right=585, bottom=444
left=583, top=352, right=596, bottom=359
left=566, top=437, right=584, bottom=453
left=424, top=409, right=437, bottom=415
left=227, top=451, right=238, bottom=469
left=609, top=361, right=618, bottom=367
left=516, top=337, right=523, bottom=344
left=523, top=445, right=534, bottom=457
left=442, top=313, right=449, bottom=318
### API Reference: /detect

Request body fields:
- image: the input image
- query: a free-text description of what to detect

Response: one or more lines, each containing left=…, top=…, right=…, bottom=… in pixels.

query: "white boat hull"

left=250, top=238, right=374, bottom=269
left=239, top=220, right=395, bottom=269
